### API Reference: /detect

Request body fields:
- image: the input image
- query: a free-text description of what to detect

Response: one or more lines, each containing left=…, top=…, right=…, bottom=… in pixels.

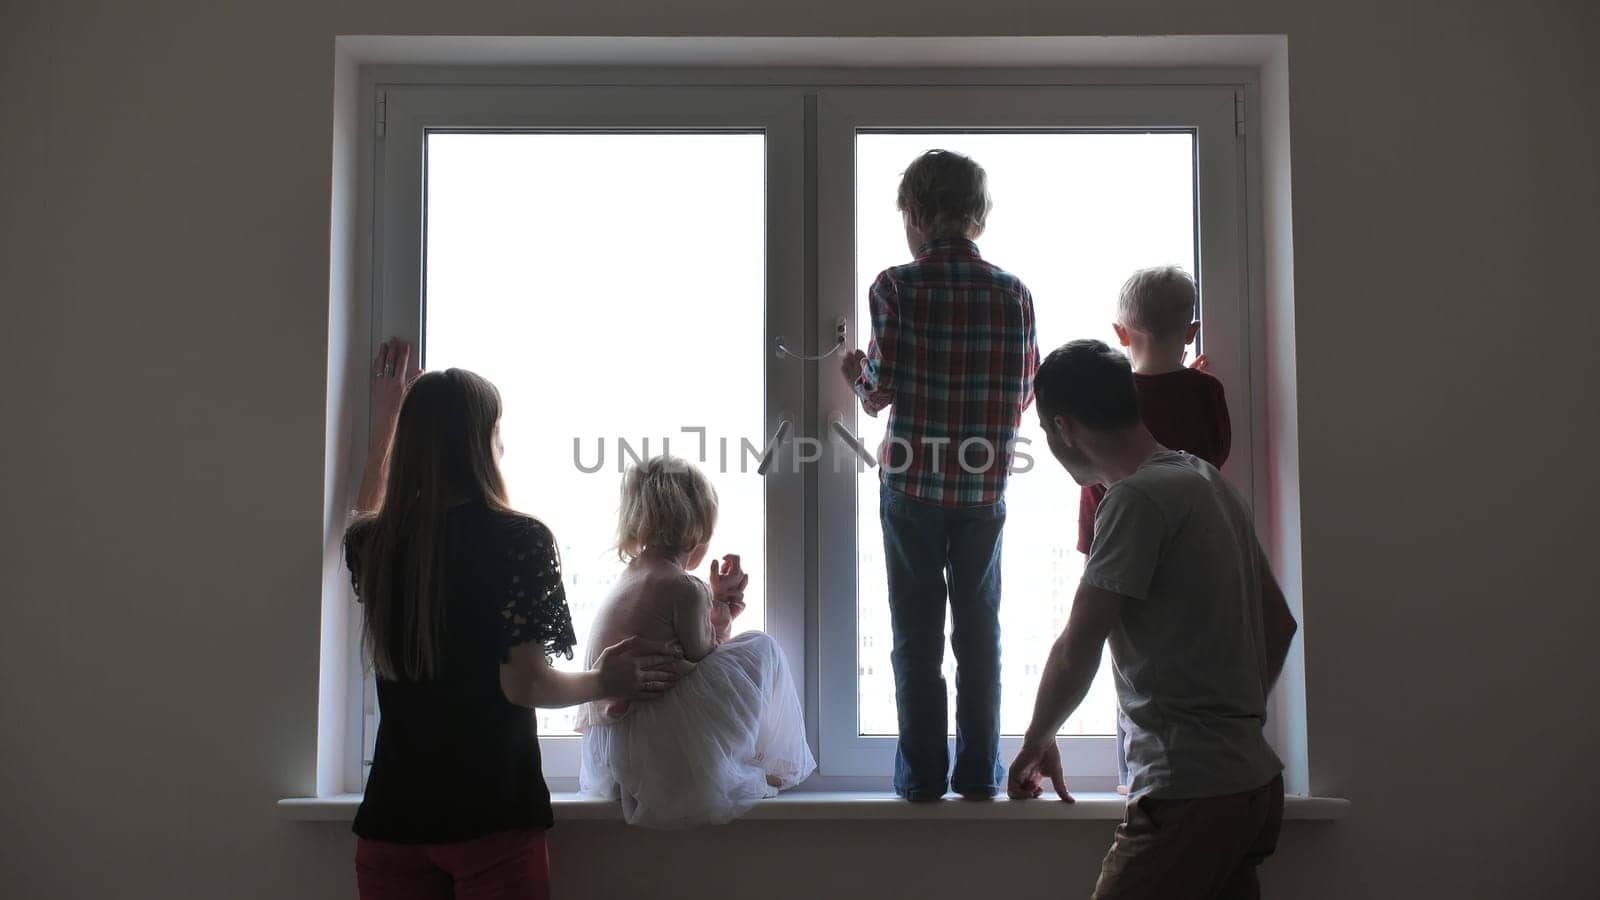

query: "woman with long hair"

left=344, top=339, right=689, bottom=899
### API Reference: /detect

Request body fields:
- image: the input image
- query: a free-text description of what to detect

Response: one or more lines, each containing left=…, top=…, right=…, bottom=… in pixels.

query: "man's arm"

left=1259, top=557, right=1298, bottom=689
left=1008, top=583, right=1124, bottom=800
left=1025, top=583, right=1123, bottom=740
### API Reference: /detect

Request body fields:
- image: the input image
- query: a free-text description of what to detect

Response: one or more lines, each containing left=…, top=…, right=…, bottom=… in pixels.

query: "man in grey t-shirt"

left=1008, top=340, right=1299, bottom=900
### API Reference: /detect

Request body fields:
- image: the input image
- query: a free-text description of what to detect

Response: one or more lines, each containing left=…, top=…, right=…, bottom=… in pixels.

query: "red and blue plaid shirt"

left=854, top=238, right=1039, bottom=507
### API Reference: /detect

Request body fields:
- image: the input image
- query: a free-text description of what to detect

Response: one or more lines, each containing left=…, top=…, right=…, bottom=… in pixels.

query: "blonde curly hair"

left=615, top=455, right=719, bottom=561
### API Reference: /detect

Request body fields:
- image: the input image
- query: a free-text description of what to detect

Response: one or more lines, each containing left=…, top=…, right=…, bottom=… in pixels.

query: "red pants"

left=355, top=828, right=550, bottom=900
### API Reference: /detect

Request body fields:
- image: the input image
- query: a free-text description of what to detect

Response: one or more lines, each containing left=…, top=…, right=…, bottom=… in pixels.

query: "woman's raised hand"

left=370, top=337, right=421, bottom=442
left=594, top=636, right=695, bottom=701
left=356, top=338, right=423, bottom=512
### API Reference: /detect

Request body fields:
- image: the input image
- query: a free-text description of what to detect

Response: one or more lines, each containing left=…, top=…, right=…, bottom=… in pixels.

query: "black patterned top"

left=344, top=500, right=577, bottom=842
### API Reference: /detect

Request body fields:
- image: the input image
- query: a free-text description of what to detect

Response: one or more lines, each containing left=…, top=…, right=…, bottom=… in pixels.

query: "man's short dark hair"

left=1034, top=340, right=1142, bottom=430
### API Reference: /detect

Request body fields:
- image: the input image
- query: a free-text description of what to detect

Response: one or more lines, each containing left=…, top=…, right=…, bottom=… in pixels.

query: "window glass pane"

left=854, top=132, right=1197, bottom=737
left=425, top=132, right=767, bottom=735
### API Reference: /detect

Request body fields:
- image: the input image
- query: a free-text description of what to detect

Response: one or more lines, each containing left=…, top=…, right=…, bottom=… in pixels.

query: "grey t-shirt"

left=1082, top=451, right=1283, bottom=800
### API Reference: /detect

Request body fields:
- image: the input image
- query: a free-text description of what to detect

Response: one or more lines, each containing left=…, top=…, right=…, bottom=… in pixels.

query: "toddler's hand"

left=709, top=554, right=749, bottom=605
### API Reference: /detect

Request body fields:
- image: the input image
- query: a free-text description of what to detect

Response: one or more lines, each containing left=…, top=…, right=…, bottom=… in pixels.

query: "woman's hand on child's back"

left=594, top=636, right=694, bottom=701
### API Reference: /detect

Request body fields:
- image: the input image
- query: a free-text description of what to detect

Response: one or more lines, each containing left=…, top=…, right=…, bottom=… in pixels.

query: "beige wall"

left=2, top=1, right=1597, bottom=897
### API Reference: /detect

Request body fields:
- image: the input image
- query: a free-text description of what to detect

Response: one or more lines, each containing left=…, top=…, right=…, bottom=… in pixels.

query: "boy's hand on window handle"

left=841, top=349, right=867, bottom=386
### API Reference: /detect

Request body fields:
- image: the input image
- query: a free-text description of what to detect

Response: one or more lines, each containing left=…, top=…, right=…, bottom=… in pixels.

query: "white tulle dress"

left=579, top=630, right=816, bottom=828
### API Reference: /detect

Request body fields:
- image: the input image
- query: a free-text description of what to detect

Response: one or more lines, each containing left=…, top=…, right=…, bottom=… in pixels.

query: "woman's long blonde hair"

left=347, top=369, right=510, bottom=681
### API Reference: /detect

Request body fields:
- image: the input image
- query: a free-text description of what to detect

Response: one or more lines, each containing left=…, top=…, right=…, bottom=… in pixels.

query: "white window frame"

left=351, top=69, right=1257, bottom=791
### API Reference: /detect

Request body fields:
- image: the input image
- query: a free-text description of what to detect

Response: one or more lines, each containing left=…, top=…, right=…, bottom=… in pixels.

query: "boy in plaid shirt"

left=842, top=150, right=1040, bottom=801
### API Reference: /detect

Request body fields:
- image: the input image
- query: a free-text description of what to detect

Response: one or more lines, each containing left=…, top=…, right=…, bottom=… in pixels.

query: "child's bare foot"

left=766, top=774, right=782, bottom=788
left=1116, top=784, right=1130, bottom=796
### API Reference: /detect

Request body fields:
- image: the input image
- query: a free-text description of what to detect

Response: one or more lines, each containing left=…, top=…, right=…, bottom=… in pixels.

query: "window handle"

left=829, top=412, right=877, bottom=468
left=755, top=416, right=794, bottom=476
left=775, top=318, right=848, bottom=361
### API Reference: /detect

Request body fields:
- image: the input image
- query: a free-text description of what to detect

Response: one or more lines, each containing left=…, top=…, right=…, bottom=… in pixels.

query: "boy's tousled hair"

left=616, top=455, right=718, bottom=561
left=1117, top=266, right=1199, bottom=337
left=1034, top=339, right=1143, bottom=431
left=897, top=150, right=991, bottom=241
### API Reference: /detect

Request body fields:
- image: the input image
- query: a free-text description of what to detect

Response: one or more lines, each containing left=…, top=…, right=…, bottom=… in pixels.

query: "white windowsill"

left=277, top=791, right=1349, bottom=823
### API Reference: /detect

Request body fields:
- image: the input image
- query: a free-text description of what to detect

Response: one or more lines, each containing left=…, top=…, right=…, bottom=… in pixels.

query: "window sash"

left=368, top=85, right=807, bottom=780
left=813, top=85, right=1249, bottom=777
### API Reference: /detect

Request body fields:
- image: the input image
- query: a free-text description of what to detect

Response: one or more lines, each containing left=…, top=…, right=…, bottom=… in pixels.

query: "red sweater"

left=1077, top=368, right=1232, bottom=554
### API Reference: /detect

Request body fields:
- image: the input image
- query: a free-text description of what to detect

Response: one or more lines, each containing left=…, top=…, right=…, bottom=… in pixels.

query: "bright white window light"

left=425, top=132, right=768, bottom=736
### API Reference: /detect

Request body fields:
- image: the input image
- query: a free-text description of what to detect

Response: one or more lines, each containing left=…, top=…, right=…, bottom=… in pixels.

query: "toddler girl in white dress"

left=577, top=455, right=815, bottom=827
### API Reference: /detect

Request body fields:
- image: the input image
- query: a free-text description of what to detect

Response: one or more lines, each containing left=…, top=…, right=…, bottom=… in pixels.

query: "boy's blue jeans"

left=879, top=483, right=1006, bottom=800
